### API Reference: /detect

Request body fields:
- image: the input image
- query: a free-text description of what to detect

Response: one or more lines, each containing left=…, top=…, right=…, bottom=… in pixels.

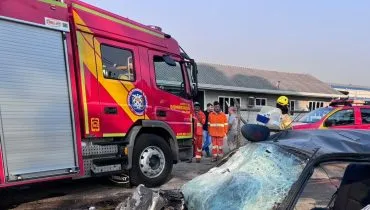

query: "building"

left=330, top=83, right=370, bottom=100
left=195, top=63, right=343, bottom=116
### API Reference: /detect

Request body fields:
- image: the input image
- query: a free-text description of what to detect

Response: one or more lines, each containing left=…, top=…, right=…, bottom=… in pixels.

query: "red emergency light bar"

left=329, top=98, right=369, bottom=107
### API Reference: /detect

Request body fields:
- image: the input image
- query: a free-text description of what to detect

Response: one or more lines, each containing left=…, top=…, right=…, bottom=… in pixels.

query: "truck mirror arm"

left=190, top=59, right=198, bottom=98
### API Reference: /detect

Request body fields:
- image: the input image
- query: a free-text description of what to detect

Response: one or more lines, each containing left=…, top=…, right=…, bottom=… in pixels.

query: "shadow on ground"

left=1, top=159, right=216, bottom=210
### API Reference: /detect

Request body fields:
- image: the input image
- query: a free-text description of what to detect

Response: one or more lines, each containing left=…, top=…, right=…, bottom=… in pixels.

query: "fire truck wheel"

left=130, top=133, right=173, bottom=187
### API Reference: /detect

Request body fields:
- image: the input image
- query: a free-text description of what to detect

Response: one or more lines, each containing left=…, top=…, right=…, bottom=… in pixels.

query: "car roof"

left=269, top=129, right=370, bottom=157
left=332, top=105, right=370, bottom=109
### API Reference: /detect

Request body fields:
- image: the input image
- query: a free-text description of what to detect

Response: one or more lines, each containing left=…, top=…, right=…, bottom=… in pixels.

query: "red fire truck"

left=0, top=0, right=198, bottom=187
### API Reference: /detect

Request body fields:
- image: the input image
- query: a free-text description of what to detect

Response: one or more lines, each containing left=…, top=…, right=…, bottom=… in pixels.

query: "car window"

left=295, top=161, right=357, bottom=210
left=361, top=108, right=370, bottom=124
left=298, top=107, right=334, bottom=123
left=325, top=109, right=354, bottom=126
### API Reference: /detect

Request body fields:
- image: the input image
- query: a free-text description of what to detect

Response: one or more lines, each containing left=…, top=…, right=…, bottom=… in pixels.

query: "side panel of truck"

left=0, top=1, right=81, bottom=183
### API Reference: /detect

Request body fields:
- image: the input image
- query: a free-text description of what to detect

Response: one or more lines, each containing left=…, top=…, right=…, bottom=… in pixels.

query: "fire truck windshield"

left=179, top=46, right=198, bottom=98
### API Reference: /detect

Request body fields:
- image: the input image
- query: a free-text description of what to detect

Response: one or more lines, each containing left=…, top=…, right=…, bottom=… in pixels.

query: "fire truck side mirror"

left=163, top=55, right=176, bottom=66
left=191, top=61, right=198, bottom=98
left=191, top=84, right=198, bottom=99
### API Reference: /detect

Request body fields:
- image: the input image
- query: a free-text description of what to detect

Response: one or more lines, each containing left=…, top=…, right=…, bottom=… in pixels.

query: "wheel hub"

left=139, top=146, right=165, bottom=178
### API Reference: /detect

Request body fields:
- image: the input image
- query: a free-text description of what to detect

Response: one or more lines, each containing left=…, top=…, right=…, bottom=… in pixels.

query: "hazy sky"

left=83, top=0, right=370, bottom=86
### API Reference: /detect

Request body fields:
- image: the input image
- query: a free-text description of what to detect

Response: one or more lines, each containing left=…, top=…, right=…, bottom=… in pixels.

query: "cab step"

left=91, top=157, right=128, bottom=175
left=93, top=157, right=127, bottom=166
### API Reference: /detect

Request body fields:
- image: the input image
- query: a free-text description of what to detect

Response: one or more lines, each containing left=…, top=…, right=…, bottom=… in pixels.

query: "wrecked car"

left=120, top=128, right=370, bottom=210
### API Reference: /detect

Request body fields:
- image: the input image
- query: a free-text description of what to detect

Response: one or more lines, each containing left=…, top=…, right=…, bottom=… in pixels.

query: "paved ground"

left=1, top=158, right=215, bottom=210
left=0, top=158, right=347, bottom=210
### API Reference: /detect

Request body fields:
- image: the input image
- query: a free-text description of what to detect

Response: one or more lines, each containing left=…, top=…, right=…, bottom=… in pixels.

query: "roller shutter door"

left=0, top=19, right=77, bottom=180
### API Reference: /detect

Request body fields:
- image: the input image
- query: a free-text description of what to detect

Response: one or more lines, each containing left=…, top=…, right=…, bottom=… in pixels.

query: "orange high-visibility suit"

left=194, top=111, right=206, bottom=161
left=208, top=112, right=228, bottom=158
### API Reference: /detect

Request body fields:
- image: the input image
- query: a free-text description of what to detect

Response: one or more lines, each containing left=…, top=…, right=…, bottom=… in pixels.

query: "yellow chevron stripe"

left=177, top=135, right=193, bottom=139
left=103, top=133, right=126, bottom=137
left=72, top=3, right=164, bottom=38
left=74, top=11, right=149, bottom=122
left=76, top=32, right=90, bottom=135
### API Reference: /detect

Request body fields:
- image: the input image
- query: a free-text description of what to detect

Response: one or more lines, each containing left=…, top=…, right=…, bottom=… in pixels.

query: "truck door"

left=93, top=38, right=144, bottom=137
left=146, top=50, right=193, bottom=140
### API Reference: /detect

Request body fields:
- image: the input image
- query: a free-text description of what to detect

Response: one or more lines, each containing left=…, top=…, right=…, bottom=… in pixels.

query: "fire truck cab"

left=0, top=0, right=197, bottom=187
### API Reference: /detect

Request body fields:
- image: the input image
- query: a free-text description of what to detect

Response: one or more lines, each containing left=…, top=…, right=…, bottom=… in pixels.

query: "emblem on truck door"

left=127, top=88, right=147, bottom=116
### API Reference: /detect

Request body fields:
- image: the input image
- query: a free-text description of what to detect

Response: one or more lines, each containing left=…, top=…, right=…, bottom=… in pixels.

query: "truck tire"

left=130, top=133, right=173, bottom=187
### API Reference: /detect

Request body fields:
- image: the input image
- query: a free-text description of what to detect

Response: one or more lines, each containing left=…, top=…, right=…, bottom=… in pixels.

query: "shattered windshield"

left=182, top=143, right=307, bottom=210
left=298, top=107, right=334, bottom=123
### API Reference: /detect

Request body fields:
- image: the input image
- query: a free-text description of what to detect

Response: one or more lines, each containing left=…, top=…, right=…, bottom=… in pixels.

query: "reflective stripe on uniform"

left=196, top=155, right=201, bottom=158
left=197, top=148, right=202, bottom=152
left=197, top=123, right=202, bottom=127
left=209, top=123, right=225, bottom=127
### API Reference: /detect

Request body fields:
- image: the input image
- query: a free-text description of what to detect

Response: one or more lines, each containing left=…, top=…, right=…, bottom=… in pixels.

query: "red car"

left=292, top=100, right=370, bottom=130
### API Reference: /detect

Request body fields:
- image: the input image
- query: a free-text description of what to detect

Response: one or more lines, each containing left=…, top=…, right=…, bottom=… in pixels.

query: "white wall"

left=202, top=89, right=332, bottom=122
left=334, top=88, right=370, bottom=100
left=203, top=90, right=330, bottom=110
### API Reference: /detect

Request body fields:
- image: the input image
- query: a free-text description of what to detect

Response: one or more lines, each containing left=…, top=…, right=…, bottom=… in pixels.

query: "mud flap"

left=109, top=173, right=131, bottom=188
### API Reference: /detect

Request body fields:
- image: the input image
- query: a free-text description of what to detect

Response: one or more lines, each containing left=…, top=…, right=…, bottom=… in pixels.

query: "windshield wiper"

left=281, top=147, right=311, bottom=161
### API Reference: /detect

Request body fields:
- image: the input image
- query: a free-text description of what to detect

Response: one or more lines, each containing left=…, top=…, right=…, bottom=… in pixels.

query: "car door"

left=358, top=107, right=370, bottom=129
left=322, top=108, right=358, bottom=129
left=146, top=50, right=193, bottom=140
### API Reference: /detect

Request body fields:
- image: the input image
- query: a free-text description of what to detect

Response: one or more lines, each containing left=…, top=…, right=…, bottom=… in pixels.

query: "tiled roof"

left=197, top=63, right=343, bottom=98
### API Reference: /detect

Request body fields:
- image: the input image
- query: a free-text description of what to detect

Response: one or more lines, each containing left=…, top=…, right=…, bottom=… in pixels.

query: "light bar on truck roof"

left=329, top=98, right=368, bottom=107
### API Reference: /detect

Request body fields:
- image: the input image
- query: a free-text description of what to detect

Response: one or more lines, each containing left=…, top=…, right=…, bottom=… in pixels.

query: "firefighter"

left=208, top=101, right=228, bottom=162
left=276, top=96, right=293, bottom=129
left=193, top=102, right=206, bottom=163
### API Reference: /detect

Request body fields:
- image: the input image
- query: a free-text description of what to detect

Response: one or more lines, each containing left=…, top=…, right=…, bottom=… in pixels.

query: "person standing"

left=202, top=103, right=213, bottom=157
left=193, top=102, right=206, bottom=163
left=208, top=101, right=228, bottom=162
left=276, top=96, right=293, bottom=129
